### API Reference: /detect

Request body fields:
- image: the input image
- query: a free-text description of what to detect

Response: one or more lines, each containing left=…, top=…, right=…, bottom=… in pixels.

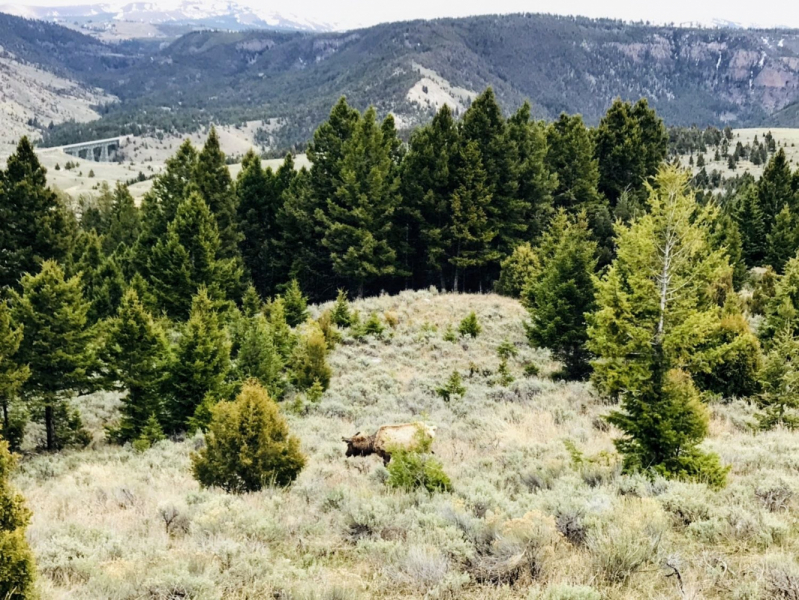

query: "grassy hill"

left=14, top=290, right=799, bottom=599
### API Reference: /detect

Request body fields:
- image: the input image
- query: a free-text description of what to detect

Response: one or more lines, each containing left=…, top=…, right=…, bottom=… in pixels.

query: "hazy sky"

left=8, top=0, right=799, bottom=30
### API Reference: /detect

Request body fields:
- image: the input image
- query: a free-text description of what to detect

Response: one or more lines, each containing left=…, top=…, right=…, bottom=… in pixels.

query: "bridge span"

left=59, top=137, right=122, bottom=162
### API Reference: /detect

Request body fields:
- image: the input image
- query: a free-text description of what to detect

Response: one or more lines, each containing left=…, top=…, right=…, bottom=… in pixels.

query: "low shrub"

left=458, top=312, right=481, bottom=338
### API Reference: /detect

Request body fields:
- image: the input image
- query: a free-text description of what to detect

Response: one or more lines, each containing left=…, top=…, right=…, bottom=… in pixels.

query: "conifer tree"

left=766, top=205, right=799, bottom=274
left=12, top=261, right=94, bottom=451
left=587, top=167, right=729, bottom=484
left=735, top=183, right=767, bottom=266
left=236, top=314, right=284, bottom=399
left=761, top=252, right=799, bottom=342
left=0, top=438, right=37, bottom=599
left=132, top=140, right=198, bottom=276
left=757, top=327, right=799, bottom=430
left=194, top=127, right=241, bottom=259
left=267, top=297, right=295, bottom=361
left=448, top=140, right=500, bottom=291
left=507, top=101, right=556, bottom=242
left=758, top=148, right=797, bottom=230
left=400, top=104, right=460, bottom=288
left=710, top=212, right=747, bottom=290
left=525, top=211, right=597, bottom=378
left=0, top=137, right=75, bottom=290
left=545, top=114, right=602, bottom=211
left=103, top=289, right=170, bottom=443
left=148, top=192, right=241, bottom=319
left=191, top=381, right=305, bottom=492
left=282, top=279, right=309, bottom=327
left=0, top=302, right=28, bottom=449
left=330, top=289, right=352, bottom=327
left=103, top=183, right=141, bottom=255
left=166, top=289, right=231, bottom=433
left=292, top=323, right=332, bottom=391
left=321, top=107, right=400, bottom=296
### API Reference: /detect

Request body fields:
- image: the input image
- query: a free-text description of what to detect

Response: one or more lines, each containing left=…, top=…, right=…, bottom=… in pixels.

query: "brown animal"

left=343, top=422, right=437, bottom=465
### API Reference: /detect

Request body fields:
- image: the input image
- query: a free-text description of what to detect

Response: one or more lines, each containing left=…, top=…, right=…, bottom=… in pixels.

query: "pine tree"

left=448, top=140, right=500, bottom=291
left=0, top=438, right=37, bottom=600
left=330, top=289, right=352, bottom=327
left=757, top=327, right=799, bottom=430
left=400, top=104, right=459, bottom=288
left=761, top=253, right=799, bottom=342
left=165, top=289, right=231, bottom=433
left=236, top=314, right=284, bottom=399
left=103, top=183, right=141, bottom=255
left=545, top=114, right=602, bottom=212
left=506, top=101, right=556, bottom=242
left=103, top=289, right=170, bottom=443
left=735, top=183, right=767, bottom=266
left=194, top=127, right=241, bottom=259
left=766, top=205, right=799, bottom=274
left=282, top=278, right=309, bottom=327
left=710, top=212, right=747, bottom=290
left=0, top=137, right=75, bottom=290
left=148, top=192, right=241, bottom=319
left=132, top=140, right=198, bottom=276
left=291, top=323, right=331, bottom=391
left=587, top=167, right=730, bottom=484
left=191, top=381, right=305, bottom=492
left=11, top=261, right=94, bottom=451
left=525, top=211, right=597, bottom=379
left=759, top=149, right=797, bottom=231
left=0, top=302, right=29, bottom=449
left=461, top=88, right=522, bottom=259
left=321, top=107, right=400, bottom=296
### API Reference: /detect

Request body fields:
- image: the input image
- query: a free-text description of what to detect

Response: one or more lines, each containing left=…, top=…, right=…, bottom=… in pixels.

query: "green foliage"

left=0, top=301, right=29, bottom=450
left=546, top=114, right=601, bottom=212
left=436, top=370, right=466, bottom=401
left=291, top=323, right=332, bottom=392
left=386, top=430, right=452, bottom=493
left=750, top=266, right=778, bottom=316
left=758, top=149, right=797, bottom=229
left=148, top=191, right=241, bottom=320
left=734, top=183, right=766, bottom=267
left=353, top=312, right=384, bottom=339
left=0, top=438, right=37, bottom=600
left=442, top=325, right=457, bottom=343
left=762, top=253, right=799, bottom=342
left=496, top=243, right=539, bottom=298
left=282, top=279, right=309, bottom=327
left=766, top=205, right=799, bottom=274
left=316, top=310, right=341, bottom=349
left=191, top=381, right=305, bottom=492
left=525, top=210, right=597, bottom=379
left=11, top=260, right=95, bottom=451
left=497, top=359, right=514, bottom=386
left=458, top=312, right=481, bottom=338
left=497, top=339, right=518, bottom=360
left=165, top=289, right=231, bottom=433
left=103, top=184, right=141, bottom=255
left=131, top=413, right=166, bottom=452
left=103, top=289, right=170, bottom=443
left=236, top=314, right=284, bottom=399
left=757, top=328, right=799, bottom=430
left=330, top=289, right=352, bottom=327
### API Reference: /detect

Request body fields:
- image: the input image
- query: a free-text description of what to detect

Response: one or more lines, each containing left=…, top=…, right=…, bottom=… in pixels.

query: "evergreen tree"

left=0, top=137, right=74, bottom=290
left=166, top=289, right=231, bottom=433
left=292, top=323, right=332, bottom=391
left=132, top=140, right=198, bottom=276
left=148, top=192, right=241, bottom=319
left=0, top=438, right=36, bottom=600
left=282, top=278, right=309, bottom=327
left=710, top=212, right=747, bottom=290
left=761, top=252, right=799, bottom=342
left=735, top=183, right=767, bottom=266
left=194, top=127, right=241, bottom=259
left=103, top=183, right=141, bottom=255
left=766, top=205, right=799, bottom=274
left=75, top=231, right=108, bottom=323
left=103, top=289, right=170, bottom=443
left=236, top=314, right=284, bottom=399
left=461, top=88, right=522, bottom=258
left=525, top=211, right=597, bottom=378
left=758, top=149, right=797, bottom=230
left=757, top=327, right=799, bottom=430
left=545, top=114, right=602, bottom=211
left=330, top=289, right=352, bottom=327
left=400, top=104, right=460, bottom=288
left=0, top=302, right=28, bottom=449
left=191, top=381, right=305, bottom=492
left=507, top=102, right=557, bottom=242
left=321, top=107, right=400, bottom=296
left=448, top=140, right=500, bottom=291
left=587, top=167, right=730, bottom=484
left=11, top=261, right=94, bottom=451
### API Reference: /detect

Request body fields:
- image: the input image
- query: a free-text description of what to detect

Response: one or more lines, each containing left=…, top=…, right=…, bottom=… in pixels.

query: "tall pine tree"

left=0, top=301, right=28, bottom=449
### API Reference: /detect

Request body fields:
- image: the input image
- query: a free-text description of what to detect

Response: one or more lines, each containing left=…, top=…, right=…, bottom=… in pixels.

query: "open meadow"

left=13, top=290, right=799, bottom=600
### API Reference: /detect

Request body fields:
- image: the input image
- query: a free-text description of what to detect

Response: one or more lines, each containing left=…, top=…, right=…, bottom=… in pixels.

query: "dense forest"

left=4, top=88, right=799, bottom=595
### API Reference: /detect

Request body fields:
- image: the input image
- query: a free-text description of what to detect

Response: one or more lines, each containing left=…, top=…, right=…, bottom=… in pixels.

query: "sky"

left=6, top=0, right=799, bottom=30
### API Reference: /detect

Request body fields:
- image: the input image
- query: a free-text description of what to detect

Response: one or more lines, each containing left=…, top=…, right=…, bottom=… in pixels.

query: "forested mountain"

left=3, top=10, right=799, bottom=151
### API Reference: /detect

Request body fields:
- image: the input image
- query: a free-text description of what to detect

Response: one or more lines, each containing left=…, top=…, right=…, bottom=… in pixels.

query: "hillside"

left=12, top=290, right=798, bottom=599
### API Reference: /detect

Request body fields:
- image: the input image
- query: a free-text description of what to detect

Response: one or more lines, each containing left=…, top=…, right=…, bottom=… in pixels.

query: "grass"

left=12, top=289, right=799, bottom=599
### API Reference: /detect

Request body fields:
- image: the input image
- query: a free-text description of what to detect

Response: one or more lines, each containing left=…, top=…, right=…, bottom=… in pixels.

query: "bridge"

left=59, top=137, right=122, bottom=162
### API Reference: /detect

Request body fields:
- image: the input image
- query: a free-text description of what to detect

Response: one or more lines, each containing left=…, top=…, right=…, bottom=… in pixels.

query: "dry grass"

left=13, top=290, right=799, bottom=599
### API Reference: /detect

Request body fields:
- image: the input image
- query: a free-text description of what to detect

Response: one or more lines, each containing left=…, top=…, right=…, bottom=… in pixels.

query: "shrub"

left=541, top=584, right=601, bottom=600
left=497, top=339, right=518, bottom=360
left=384, top=311, right=399, bottom=328
left=387, top=449, right=452, bottom=493
left=330, top=289, right=352, bottom=327
left=316, top=310, right=341, bottom=349
left=354, top=312, right=384, bottom=338
left=436, top=371, right=466, bottom=401
left=750, top=266, right=778, bottom=316
left=191, top=381, right=305, bottom=492
left=132, top=414, right=166, bottom=452
left=458, top=312, right=481, bottom=338
left=443, top=324, right=457, bottom=342
left=282, top=279, right=309, bottom=327
left=292, top=323, right=332, bottom=391
left=0, top=439, right=37, bottom=600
